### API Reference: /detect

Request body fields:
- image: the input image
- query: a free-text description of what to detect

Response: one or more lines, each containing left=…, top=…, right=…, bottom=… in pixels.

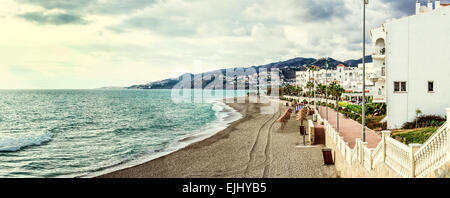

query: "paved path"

left=317, top=106, right=381, bottom=148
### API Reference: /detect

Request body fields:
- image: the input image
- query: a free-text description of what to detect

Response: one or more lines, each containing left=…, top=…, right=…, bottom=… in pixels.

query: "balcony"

left=372, top=47, right=385, bottom=60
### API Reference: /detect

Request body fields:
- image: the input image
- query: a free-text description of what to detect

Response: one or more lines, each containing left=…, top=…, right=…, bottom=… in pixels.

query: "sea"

left=0, top=89, right=247, bottom=178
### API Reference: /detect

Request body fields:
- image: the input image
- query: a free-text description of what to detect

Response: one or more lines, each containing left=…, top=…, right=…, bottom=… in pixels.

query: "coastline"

left=84, top=98, right=243, bottom=178
left=98, top=97, right=337, bottom=178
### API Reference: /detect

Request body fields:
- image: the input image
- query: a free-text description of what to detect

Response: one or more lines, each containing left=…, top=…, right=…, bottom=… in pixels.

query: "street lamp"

left=362, top=0, right=368, bottom=142
left=326, top=57, right=329, bottom=121
left=314, top=69, right=316, bottom=114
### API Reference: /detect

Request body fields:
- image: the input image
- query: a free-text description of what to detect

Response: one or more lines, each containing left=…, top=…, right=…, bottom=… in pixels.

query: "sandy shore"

left=99, top=99, right=337, bottom=178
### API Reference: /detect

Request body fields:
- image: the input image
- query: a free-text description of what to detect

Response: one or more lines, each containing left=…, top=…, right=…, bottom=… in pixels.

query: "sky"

left=0, top=0, right=421, bottom=89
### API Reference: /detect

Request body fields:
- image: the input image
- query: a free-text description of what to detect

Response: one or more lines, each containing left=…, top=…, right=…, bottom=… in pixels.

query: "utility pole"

left=362, top=0, right=368, bottom=142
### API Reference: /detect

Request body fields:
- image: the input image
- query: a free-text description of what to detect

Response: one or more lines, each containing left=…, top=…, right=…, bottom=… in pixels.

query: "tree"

left=415, top=108, right=422, bottom=128
left=295, top=86, right=303, bottom=96
left=306, top=81, right=314, bottom=97
left=328, top=81, right=345, bottom=133
left=316, top=83, right=327, bottom=99
left=306, top=65, right=318, bottom=103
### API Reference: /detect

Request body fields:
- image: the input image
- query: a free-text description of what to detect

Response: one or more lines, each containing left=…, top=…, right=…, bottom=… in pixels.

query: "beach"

left=99, top=99, right=337, bottom=178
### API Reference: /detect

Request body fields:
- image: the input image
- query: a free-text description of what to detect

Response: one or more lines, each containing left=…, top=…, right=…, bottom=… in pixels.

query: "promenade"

left=317, top=106, right=381, bottom=148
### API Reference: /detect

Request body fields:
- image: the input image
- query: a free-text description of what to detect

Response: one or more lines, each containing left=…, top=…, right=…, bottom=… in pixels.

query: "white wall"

left=386, top=7, right=450, bottom=129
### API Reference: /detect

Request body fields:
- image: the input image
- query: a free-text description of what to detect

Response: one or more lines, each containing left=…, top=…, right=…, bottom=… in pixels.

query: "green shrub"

left=401, top=115, right=446, bottom=129
left=392, top=127, right=438, bottom=144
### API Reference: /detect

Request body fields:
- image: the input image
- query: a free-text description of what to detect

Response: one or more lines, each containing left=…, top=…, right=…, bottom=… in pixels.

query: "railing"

left=363, top=144, right=373, bottom=171
left=414, top=122, right=448, bottom=178
left=385, top=137, right=411, bottom=177
left=316, top=107, right=449, bottom=178
left=372, top=139, right=384, bottom=167
left=345, top=143, right=352, bottom=165
left=351, top=141, right=359, bottom=164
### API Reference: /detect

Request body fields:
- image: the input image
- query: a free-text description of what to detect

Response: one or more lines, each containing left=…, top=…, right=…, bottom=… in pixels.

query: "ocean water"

left=0, top=89, right=246, bottom=178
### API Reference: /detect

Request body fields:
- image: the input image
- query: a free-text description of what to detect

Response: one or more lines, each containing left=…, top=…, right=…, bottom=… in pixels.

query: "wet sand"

left=98, top=100, right=337, bottom=178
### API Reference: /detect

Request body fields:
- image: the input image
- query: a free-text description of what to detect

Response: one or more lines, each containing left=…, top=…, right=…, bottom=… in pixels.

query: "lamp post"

left=314, top=69, right=316, bottom=113
left=326, top=57, right=329, bottom=121
left=362, top=0, right=368, bottom=142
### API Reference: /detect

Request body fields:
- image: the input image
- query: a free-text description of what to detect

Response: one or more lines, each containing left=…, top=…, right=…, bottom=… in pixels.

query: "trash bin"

left=322, top=148, right=334, bottom=165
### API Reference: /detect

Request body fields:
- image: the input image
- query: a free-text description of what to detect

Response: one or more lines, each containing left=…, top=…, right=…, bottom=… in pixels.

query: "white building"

left=296, top=62, right=383, bottom=103
left=382, top=0, right=450, bottom=129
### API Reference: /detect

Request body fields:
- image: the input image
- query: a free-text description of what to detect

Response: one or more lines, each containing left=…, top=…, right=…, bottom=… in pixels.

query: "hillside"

left=127, top=56, right=372, bottom=89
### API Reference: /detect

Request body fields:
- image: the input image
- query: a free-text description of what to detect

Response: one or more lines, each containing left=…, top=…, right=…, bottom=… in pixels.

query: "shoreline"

left=84, top=99, right=243, bottom=178
left=98, top=98, right=337, bottom=178
left=96, top=99, right=251, bottom=178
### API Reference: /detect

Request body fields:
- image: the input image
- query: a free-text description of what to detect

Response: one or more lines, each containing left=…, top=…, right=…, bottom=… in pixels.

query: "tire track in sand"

left=243, top=105, right=279, bottom=176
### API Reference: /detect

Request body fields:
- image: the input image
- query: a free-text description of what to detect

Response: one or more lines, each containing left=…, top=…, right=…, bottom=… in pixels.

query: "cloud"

left=298, top=0, right=351, bottom=21
left=380, top=0, right=416, bottom=17
left=16, top=0, right=91, bottom=10
left=17, top=12, right=87, bottom=25
left=16, top=0, right=157, bottom=15
left=120, top=16, right=197, bottom=36
left=3, top=0, right=420, bottom=89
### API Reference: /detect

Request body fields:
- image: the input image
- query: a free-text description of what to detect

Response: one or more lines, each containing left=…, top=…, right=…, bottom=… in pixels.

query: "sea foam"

left=0, top=132, right=53, bottom=152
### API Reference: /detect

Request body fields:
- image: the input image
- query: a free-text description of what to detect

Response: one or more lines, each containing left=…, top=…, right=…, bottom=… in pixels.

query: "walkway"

left=317, top=106, right=381, bottom=148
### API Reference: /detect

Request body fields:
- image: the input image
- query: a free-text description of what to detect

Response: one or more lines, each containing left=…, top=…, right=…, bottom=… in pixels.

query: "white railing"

left=316, top=107, right=450, bottom=178
left=351, top=142, right=359, bottom=164
left=385, top=137, right=411, bottom=178
left=363, top=144, right=373, bottom=171
left=372, top=139, right=384, bottom=167
left=345, top=143, right=352, bottom=165
left=414, top=122, right=448, bottom=178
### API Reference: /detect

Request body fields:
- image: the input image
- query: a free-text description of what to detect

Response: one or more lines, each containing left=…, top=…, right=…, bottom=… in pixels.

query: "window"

left=428, top=81, right=434, bottom=92
left=394, top=81, right=407, bottom=92
left=401, top=82, right=406, bottom=92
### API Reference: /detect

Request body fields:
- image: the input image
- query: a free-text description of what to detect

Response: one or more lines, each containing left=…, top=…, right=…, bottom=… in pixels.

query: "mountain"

left=255, top=57, right=316, bottom=70
left=310, top=57, right=346, bottom=69
left=127, top=56, right=373, bottom=89
left=343, top=55, right=373, bottom=67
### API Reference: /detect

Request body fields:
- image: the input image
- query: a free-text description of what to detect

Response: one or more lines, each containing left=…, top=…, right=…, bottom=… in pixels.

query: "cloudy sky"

left=0, top=0, right=420, bottom=89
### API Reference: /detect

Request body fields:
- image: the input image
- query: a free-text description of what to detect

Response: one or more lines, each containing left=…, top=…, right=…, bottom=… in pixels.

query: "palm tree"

left=328, top=82, right=345, bottom=133
left=317, top=84, right=327, bottom=99
left=415, top=108, right=422, bottom=128
left=295, top=86, right=303, bottom=96
left=306, top=65, right=318, bottom=104
left=306, top=81, right=314, bottom=97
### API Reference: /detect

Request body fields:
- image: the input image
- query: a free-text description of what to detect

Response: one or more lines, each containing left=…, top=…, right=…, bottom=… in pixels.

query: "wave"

left=0, top=132, right=53, bottom=152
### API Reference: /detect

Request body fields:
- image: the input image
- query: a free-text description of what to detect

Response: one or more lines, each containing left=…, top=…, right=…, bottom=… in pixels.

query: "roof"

left=441, top=3, right=450, bottom=7
left=310, top=65, right=320, bottom=70
left=337, top=64, right=346, bottom=67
